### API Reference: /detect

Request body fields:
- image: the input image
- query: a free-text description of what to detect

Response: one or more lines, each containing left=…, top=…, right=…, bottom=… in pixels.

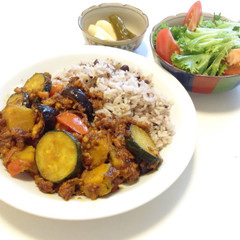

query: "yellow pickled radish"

left=87, top=24, right=115, bottom=41
left=95, top=20, right=117, bottom=40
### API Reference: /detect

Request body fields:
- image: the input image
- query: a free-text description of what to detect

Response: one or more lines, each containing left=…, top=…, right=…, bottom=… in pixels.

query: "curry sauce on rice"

left=0, top=59, right=174, bottom=200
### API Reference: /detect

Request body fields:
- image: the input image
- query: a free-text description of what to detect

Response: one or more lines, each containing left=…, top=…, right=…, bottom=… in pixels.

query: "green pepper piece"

left=109, top=14, right=136, bottom=40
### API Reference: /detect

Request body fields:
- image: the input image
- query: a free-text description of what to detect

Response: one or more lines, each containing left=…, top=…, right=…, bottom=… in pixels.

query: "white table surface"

left=0, top=0, right=240, bottom=239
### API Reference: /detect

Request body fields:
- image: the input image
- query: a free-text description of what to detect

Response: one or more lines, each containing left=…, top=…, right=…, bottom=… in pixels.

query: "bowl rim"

left=149, top=12, right=240, bottom=79
left=78, top=2, right=149, bottom=45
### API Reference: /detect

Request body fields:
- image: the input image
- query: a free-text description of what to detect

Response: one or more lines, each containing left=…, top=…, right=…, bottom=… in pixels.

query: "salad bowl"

left=150, top=13, right=240, bottom=94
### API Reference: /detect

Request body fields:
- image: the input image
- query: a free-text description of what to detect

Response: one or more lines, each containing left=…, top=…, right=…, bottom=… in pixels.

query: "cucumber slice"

left=35, top=130, right=82, bottom=183
left=125, top=124, right=161, bottom=165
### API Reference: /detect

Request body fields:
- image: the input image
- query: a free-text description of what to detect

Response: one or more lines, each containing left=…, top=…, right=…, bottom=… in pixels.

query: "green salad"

left=153, top=1, right=240, bottom=76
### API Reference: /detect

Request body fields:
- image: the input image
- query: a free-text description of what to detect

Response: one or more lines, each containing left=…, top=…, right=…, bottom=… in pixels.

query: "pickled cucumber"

left=109, top=14, right=136, bottom=40
left=87, top=15, right=136, bottom=41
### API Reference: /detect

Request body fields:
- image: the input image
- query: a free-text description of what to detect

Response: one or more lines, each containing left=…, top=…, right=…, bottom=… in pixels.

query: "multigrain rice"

left=52, top=59, right=175, bottom=152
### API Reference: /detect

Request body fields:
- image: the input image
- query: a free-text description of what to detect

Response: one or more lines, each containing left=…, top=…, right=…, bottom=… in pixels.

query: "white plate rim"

left=0, top=45, right=197, bottom=220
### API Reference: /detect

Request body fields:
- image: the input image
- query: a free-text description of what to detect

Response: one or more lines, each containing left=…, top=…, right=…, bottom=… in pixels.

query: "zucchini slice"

left=7, top=92, right=30, bottom=107
left=35, top=130, right=82, bottom=183
left=24, top=73, right=52, bottom=92
left=125, top=124, right=161, bottom=165
left=62, top=86, right=94, bottom=121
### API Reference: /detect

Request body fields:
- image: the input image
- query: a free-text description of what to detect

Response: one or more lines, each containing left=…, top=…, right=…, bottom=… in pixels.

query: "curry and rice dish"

left=0, top=59, right=174, bottom=200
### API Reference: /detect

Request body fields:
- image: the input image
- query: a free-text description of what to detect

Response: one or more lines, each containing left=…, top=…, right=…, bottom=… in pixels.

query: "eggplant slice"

left=62, top=86, right=94, bottom=121
left=33, top=103, right=59, bottom=132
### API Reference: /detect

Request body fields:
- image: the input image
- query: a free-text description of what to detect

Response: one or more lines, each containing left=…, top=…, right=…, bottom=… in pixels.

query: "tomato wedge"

left=156, top=28, right=180, bottom=64
left=184, top=1, right=202, bottom=31
left=56, top=112, right=89, bottom=135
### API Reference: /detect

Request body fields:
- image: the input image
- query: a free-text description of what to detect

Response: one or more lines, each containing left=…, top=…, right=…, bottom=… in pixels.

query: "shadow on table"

left=189, top=86, right=240, bottom=113
left=0, top=151, right=195, bottom=240
left=134, top=41, right=149, bottom=58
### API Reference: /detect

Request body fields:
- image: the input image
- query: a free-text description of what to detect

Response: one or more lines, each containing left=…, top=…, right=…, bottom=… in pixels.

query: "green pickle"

left=109, top=14, right=136, bottom=40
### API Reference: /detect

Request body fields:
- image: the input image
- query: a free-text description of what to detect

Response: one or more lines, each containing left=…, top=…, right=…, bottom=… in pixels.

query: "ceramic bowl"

left=150, top=13, right=240, bottom=94
left=78, top=3, right=149, bottom=51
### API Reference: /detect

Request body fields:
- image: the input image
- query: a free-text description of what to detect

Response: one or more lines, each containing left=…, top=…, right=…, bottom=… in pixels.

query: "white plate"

left=0, top=46, right=197, bottom=220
